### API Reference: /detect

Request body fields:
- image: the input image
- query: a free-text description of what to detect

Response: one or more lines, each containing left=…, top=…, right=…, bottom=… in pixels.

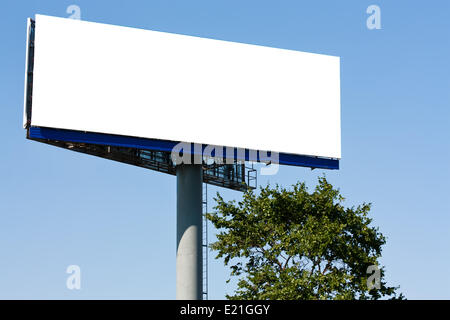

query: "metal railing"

left=202, top=182, right=208, bottom=300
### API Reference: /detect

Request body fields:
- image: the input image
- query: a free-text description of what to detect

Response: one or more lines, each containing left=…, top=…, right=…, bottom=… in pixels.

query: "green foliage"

left=206, top=176, right=403, bottom=300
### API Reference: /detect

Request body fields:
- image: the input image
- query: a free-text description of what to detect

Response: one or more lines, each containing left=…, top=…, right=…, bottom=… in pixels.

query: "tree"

left=206, top=176, right=403, bottom=300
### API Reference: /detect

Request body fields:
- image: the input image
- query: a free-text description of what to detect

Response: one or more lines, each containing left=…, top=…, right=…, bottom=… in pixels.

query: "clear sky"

left=0, top=0, right=449, bottom=299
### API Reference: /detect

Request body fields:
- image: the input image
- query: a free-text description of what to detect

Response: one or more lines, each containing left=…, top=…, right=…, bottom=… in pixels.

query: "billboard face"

left=27, top=14, right=341, bottom=162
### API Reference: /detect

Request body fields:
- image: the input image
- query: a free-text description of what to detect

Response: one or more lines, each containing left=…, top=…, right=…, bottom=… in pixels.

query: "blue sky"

left=0, top=0, right=449, bottom=299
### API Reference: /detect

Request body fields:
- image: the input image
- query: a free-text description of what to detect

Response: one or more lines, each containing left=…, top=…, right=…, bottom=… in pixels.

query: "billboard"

left=24, top=14, right=341, bottom=169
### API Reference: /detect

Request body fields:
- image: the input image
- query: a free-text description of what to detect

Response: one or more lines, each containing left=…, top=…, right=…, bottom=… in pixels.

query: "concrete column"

left=176, top=164, right=203, bottom=300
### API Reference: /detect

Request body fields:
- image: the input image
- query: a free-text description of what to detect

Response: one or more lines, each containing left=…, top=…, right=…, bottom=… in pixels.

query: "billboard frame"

left=24, top=16, right=339, bottom=175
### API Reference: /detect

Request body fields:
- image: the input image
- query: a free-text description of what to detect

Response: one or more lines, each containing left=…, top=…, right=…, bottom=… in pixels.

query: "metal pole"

left=176, top=164, right=203, bottom=300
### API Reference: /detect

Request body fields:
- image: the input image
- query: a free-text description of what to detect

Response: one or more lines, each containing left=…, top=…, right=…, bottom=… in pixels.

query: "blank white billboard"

left=28, top=14, right=341, bottom=159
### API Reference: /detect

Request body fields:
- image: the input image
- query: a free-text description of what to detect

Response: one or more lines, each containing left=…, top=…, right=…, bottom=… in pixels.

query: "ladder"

left=202, top=182, right=208, bottom=300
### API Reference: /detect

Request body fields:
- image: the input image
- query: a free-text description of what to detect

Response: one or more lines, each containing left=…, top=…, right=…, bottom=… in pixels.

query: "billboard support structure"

left=176, top=164, right=203, bottom=300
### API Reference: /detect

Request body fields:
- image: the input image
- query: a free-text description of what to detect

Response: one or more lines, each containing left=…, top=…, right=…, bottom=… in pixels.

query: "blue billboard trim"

left=28, top=126, right=339, bottom=170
